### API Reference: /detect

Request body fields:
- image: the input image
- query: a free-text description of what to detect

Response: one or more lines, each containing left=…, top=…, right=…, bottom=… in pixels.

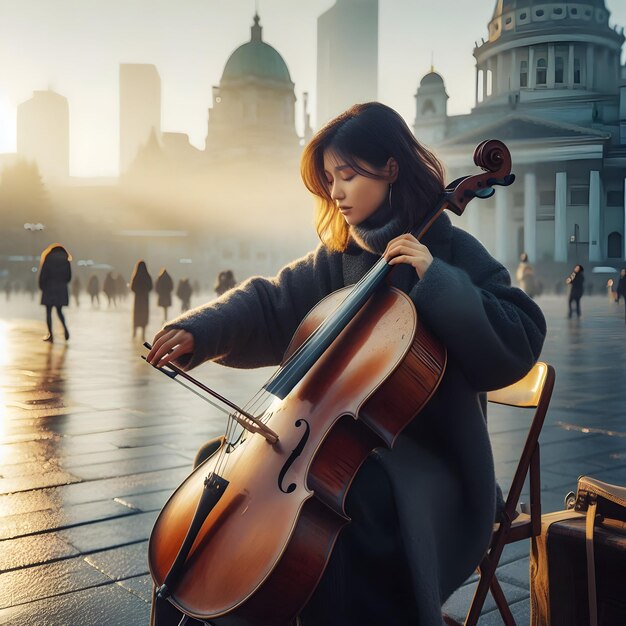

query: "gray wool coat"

left=165, top=213, right=546, bottom=625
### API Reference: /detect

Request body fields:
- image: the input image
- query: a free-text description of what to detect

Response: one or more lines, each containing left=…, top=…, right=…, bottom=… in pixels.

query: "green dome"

left=221, top=15, right=292, bottom=85
left=420, top=71, right=444, bottom=87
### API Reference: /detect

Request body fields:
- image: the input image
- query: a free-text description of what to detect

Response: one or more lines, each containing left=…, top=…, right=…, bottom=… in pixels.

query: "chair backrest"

left=487, top=361, right=550, bottom=408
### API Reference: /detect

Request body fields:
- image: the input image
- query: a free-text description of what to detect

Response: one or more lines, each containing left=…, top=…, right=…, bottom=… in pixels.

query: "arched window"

left=607, top=232, right=622, bottom=258
left=536, top=58, right=547, bottom=85
left=555, top=57, right=564, bottom=83
left=421, top=100, right=436, bottom=115
left=520, top=60, right=528, bottom=87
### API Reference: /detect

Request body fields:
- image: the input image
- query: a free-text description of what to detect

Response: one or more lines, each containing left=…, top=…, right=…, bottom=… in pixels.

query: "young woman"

left=130, top=260, right=153, bottom=341
left=147, top=102, right=546, bottom=626
left=516, top=251, right=537, bottom=298
left=566, top=264, right=584, bottom=318
left=38, top=243, right=72, bottom=342
left=155, top=268, right=174, bottom=321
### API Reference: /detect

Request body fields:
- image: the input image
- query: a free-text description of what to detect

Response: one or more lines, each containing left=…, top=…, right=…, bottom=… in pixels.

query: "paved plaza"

left=0, top=290, right=625, bottom=625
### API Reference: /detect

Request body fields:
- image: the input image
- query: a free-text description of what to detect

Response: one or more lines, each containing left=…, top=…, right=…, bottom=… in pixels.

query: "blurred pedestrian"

left=565, top=264, right=584, bottom=318
left=130, top=260, right=152, bottom=341
left=214, top=269, right=237, bottom=297
left=115, top=273, right=128, bottom=302
left=26, top=279, right=36, bottom=301
left=3, top=281, right=11, bottom=302
left=176, top=278, right=192, bottom=312
left=155, top=268, right=174, bottom=320
left=87, top=274, right=100, bottom=307
left=103, top=272, right=117, bottom=308
left=71, top=276, right=81, bottom=307
left=515, top=252, right=537, bottom=298
left=617, top=269, right=626, bottom=323
left=38, top=243, right=71, bottom=342
left=607, top=279, right=616, bottom=302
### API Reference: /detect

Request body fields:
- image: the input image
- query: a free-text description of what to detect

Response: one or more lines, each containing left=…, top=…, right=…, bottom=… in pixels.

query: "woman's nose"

left=330, top=181, right=344, bottom=201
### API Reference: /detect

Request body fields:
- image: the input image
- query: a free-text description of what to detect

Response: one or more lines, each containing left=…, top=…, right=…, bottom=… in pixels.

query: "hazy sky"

left=1, top=0, right=625, bottom=177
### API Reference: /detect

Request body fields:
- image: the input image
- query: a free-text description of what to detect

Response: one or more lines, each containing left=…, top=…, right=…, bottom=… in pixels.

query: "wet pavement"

left=0, top=291, right=625, bottom=625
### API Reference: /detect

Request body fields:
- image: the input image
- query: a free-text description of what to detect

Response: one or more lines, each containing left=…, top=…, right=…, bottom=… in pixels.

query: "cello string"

left=260, top=255, right=389, bottom=393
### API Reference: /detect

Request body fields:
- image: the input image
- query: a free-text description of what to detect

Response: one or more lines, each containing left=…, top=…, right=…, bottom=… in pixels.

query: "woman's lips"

left=339, top=206, right=352, bottom=212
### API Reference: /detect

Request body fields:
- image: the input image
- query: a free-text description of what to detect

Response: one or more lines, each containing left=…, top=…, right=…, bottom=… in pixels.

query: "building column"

left=586, top=45, right=594, bottom=90
left=524, top=172, right=537, bottom=262
left=489, top=56, right=497, bottom=95
left=548, top=44, right=556, bottom=88
left=528, top=46, right=535, bottom=89
left=623, top=177, right=626, bottom=260
left=475, top=66, right=480, bottom=105
left=511, top=48, right=518, bottom=90
left=568, top=44, right=575, bottom=88
left=589, top=170, right=601, bottom=262
left=482, top=65, right=488, bottom=102
left=555, top=172, right=568, bottom=262
left=495, top=188, right=510, bottom=263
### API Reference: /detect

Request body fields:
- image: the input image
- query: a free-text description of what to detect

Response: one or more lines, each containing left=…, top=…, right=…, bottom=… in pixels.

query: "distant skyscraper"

left=17, top=89, right=69, bottom=183
left=119, top=64, right=161, bottom=174
left=316, top=0, right=378, bottom=128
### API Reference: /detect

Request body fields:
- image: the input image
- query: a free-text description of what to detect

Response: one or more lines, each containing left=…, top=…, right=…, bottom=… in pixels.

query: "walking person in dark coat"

left=38, top=243, right=71, bottom=342
left=103, top=272, right=117, bottom=308
left=566, top=264, right=584, bottom=318
left=130, top=260, right=152, bottom=341
left=87, top=274, right=100, bottom=307
left=147, top=103, right=546, bottom=626
left=617, top=268, right=626, bottom=323
left=214, top=270, right=237, bottom=297
left=115, top=273, right=128, bottom=302
left=155, top=268, right=174, bottom=320
left=176, top=278, right=193, bottom=313
left=70, top=276, right=81, bottom=307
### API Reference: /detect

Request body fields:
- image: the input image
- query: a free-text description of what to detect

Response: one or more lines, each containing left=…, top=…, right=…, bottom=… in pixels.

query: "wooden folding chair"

left=445, top=361, right=556, bottom=626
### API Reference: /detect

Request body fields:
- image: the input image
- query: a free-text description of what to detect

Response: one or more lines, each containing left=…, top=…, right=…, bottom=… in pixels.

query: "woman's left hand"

left=383, top=234, right=433, bottom=279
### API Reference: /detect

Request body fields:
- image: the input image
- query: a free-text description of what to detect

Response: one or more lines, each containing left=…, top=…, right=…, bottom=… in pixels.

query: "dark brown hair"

left=301, top=102, right=446, bottom=251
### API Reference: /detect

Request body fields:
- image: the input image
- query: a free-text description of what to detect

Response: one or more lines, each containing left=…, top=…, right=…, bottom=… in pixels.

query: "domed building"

left=414, top=69, right=449, bottom=145
left=205, top=14, right=301, bottom=161
left=414, top=0, right=626, bottom=272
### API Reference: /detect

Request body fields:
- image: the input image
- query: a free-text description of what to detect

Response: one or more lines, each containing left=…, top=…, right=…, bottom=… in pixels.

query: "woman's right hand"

left=147, top=328, right=194, bottom=368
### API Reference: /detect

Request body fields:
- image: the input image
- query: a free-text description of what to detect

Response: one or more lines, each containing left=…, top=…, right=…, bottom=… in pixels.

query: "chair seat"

left=492, top=512, right=533, bottom=545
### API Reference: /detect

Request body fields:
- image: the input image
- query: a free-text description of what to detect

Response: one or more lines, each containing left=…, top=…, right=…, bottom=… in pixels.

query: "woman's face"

left=323, top=149, right=395, bottom=226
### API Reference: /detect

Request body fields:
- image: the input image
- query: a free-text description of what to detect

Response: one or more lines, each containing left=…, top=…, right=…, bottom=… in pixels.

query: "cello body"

left=149, top=284, right=446, bottom=625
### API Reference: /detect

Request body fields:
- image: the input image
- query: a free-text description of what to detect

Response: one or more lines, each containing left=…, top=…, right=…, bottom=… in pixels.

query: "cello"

left=146, top=139, right=514, bottom=626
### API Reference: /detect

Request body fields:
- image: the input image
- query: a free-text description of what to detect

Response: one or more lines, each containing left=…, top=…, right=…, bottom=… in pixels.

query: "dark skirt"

left=300, top=454, right=419, bottom=626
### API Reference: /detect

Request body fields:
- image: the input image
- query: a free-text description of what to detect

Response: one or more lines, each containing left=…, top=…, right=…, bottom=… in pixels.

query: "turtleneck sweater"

left=348, top=197, right=405, bottom=255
